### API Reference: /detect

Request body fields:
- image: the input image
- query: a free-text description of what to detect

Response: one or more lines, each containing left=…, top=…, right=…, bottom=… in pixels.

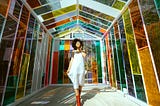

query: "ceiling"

left=24, top=0, right=130, bottom=39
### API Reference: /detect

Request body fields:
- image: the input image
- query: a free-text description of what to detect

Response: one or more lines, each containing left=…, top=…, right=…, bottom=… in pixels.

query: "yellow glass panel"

left=139, top=47, right=160, bottom=105
left=64, top=40, right=70, bottom=50
left=112, top=0, right=125, bottom=10
left=42, top=5, right=76, bottom=20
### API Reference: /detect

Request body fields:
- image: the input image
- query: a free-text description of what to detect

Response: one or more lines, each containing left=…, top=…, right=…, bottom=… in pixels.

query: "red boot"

left=76, top=95, right=81, bottom=106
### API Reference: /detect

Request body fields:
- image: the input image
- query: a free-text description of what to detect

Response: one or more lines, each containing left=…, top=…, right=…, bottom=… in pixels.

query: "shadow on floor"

left=15, top=85, right=114, bottom=106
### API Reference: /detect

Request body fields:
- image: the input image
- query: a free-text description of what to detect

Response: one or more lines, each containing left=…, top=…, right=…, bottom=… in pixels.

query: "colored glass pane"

left=58, top=40, right=65, bottom=84
left=112, top=0, right=125, bottom=10
left=0, top=0, right=10, bottom=17
left=154, top=0, right=160, bottom=17
left=96, top=41, right=102, bottom=83
left=80, top=5, right=115, bottom=21
left=0, top=16, right=17, bottom=105
left=43, top=11, right=77, bottom=25
left=114, top=22, right=126, bottom=89
left=118, top=17, right=135, bottom=97
left=122, top=9, right=141, bottom=74
left=134, top=75, right=146, bottom=102
left=27, top=0, right=41, bottom=8
left=42, top=5, right=76, bottom=20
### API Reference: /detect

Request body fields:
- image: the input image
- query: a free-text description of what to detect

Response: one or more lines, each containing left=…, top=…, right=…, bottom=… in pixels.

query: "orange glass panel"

left=100, top=28, right=106, bottom=33
left=64, top=40, right=70, bottom=50
left=46, top=16, right=77, bottom=29
left=0, top=0, right=10, bottom=17
left=26, top=0, right=41, bottom=8
left=78, top=16, right=90, bottom=23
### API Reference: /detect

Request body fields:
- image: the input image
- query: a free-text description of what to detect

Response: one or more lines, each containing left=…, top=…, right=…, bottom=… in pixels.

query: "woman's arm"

left=67, top=57, right=73, bottom=73
left=82, top=50, right=87, bottom=58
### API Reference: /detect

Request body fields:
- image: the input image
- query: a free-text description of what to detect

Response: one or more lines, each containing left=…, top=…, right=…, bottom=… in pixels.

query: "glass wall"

left=0, top=0, right=51, bottom=105
left=105, top=0, right=160, bottom=105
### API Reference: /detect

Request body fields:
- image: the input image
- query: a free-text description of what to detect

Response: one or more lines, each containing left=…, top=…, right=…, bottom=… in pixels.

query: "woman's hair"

left=72, top=38, right=83, bottom=50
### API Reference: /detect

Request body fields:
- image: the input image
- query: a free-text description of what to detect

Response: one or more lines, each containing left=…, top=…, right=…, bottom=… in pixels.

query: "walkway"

left=16, top=84, right=140, bottom=106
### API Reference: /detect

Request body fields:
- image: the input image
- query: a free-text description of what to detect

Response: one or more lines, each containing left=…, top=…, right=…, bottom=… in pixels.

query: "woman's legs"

left=79, top=86, right=82, bottom=96
left=75, top=89, right=79, bottom=96
left=75, top=89, right=81, bottom=106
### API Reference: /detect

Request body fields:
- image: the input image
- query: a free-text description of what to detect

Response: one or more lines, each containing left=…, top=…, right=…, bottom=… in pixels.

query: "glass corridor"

left=0, top=0, right=160, bottom=106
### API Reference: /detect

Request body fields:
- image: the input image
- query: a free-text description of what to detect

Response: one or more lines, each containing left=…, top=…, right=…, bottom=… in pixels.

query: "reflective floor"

left=16, top=85, right=141, bottom=106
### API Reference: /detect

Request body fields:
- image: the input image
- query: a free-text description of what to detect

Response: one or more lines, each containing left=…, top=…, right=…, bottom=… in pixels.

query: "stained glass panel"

left=139, top=0, right=160, bottom=89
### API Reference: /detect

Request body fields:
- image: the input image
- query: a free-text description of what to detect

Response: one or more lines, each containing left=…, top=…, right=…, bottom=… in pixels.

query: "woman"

left=67, top=38, right=86, bottom=106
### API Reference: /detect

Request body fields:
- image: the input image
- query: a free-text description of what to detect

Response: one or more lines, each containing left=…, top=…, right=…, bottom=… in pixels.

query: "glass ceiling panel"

left=53, top=20, right=77, bottom=32
left=38, top=0, right=60, bottom=5
left=25, top=0, right=130, bottom=38
left=72, top=33, right=97, bottom=39
left=50, top=19, right=104, bottom=37
left=34, top=2, right=61, bottom=15
left=51, top=24, right=77, bottom=36
left=80, top=5, right=114, bottom=21
left=79, top=11, right=111, bottom=26
left=41, top=5, right=76, bottom=20
left=45, top=14, right=108, bottom=30
left=93, top=0, right=114, bottom=6
left=112, top=0, right=126, bottom=10
left=46, top=16, right=77, bottom=29
left=54, top=25, right=102, bottom=38
left=93, top=0, right=126, bottom=10
left=43, top=11, right=77, bottom=25
left=79, top=16, right=108, bottom=29
left=26, top=0, right=41, bottom=8
left=79, top=20, right=103, bottom=36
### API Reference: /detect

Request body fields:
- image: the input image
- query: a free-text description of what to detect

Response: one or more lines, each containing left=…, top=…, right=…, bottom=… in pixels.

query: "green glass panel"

left=58, top=40, right=65, bottom=84
left=79, top=20, right=100, bottom=31
left=112, top=0, right=125, bottom=10
left=78, top=20, right=103, bottom=36
left=34, top=5, right=53, bottom=15
left=116, top=39, right=126, bottom=89
left=122, top=10, right=141, bottom=74
left=154, top=0, right=160, bottom=17
left=93, top=0, right=114, bottom=6
left=96, top=41, right=102, bottom=83
left=134, top=75, right=146, bottom=102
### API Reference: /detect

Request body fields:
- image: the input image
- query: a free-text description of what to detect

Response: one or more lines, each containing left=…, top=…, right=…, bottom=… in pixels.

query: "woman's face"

left=76, top=41, right=81, bottom=48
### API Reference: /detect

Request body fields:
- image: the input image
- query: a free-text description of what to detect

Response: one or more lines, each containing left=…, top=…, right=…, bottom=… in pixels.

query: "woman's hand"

left=66, top=69, right=70, bottom=74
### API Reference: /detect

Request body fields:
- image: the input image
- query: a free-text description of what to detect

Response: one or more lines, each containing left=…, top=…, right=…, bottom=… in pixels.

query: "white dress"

left=68, top=52, right=85, bottom=89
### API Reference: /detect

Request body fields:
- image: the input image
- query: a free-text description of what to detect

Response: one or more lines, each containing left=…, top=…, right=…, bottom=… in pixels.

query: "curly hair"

left=72, top=38, right=83, bottom=50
